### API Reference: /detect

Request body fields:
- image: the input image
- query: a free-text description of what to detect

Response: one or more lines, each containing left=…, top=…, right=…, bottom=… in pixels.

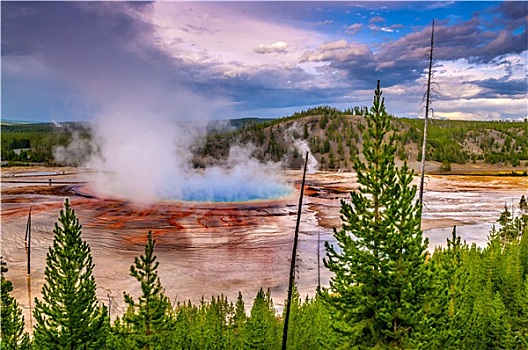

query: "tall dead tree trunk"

left=282, top=152, right=309, bottom=350
left=419, top=20, right=435, bottom=206
left=25, top=207, right=33, bottom=329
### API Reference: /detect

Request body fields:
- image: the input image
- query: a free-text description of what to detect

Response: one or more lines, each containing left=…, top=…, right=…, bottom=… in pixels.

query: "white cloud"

left=299, top=40, right=372, bottom=63
left=435, top=58, right=508, bottom=81
left=434, top=98, right=527, bottom=120
left=254, top=41, right=289, bottom=55
left=94, top=4, right=528, bottom=121
left=361, top=50, right=528, bottom=120
left=432, top=53, right=527, bottom=101
left=384, top=54, right=528, bottom=120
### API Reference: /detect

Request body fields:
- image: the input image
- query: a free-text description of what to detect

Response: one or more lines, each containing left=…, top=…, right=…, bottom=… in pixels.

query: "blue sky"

left=2, top=1, right=527, bottom=122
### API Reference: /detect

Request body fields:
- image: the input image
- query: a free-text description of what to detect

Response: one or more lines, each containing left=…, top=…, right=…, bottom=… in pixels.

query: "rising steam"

left=167, top=145, right=291, bottom=202
left=286, top=123, right=318, bottom=174
left=56, top=110, right=293, bottom=205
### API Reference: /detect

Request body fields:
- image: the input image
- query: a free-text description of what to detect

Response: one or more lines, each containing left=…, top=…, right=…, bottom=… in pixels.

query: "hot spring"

left=158, top=165, right=294, bottom=202
left=85, top=163, right=295, bottom=204
left=177, top=182, right=293, bottom=202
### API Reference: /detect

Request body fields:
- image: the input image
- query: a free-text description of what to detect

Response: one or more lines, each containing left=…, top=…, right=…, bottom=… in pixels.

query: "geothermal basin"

left=1, top=166, right=526, bottom=328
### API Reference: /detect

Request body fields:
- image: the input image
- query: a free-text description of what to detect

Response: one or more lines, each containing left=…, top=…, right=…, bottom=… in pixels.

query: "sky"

left=1, top=1, right=527, bottom=122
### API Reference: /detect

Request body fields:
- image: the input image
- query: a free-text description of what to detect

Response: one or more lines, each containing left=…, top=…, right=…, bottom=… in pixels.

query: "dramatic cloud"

left=2, top=1, right=526, bottom=121
left=497, top=1, right=528, bottom=22
left=474, top=78, right=527, bottom=97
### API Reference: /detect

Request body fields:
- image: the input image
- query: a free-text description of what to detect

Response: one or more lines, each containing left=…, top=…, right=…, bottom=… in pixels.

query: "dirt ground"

left=1, top=165, right=526, bottom=331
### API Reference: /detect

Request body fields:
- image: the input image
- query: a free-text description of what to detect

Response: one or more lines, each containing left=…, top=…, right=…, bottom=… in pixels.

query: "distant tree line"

left=1, top=123, right=90, bottom=166
left=2, top=111, right=527, bottom=170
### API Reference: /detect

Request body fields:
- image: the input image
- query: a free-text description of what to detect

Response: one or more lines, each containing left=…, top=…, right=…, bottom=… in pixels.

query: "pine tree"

left=33, top=199, right=108, bottom=350
left=521, top=222, right=528, bottom=280
left=160, top=301, right=193, bottom=349
left=122, top=231, right=171, bottom=350
left=322, top=81, right=430, bottom=348
left=233, top=291, right=247, bottom=349
left=495, top=203, right=521, bottom=244
left=244, top=288, right=280, bottom=349
left=196, top=295, right=231, bottom=349
left=514, top=279, right=528, bottom=347
left=291, top=294, right=337, bottom=350
left=421, top=227, right=466, bottom=349
left=462, top=283, right=513, bottom=349
left=1, top=257, right=31, bottom=350
left=106, top=316, right=134, bottom=350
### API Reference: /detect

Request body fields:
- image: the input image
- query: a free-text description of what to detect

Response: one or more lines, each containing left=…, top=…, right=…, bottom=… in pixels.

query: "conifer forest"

left=2, top=85, right=527, bottom=349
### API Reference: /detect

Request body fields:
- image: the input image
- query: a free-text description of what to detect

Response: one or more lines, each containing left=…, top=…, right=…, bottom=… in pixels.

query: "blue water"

left=178, top=184, right=293, bottom=202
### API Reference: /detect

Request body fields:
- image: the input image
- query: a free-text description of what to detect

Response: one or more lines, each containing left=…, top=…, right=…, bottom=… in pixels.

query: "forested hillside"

left=196, top=108, right=528, bottom=170
left=2, top=111, right=527, bottom=170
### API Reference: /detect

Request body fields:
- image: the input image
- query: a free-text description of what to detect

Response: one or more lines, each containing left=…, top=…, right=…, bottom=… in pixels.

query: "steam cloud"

left=167, top=145, right=290, bottom=202
left=286, top=123, right=318, bottom=174
left=56, top=108, right=293, bottom=206
left=53, top=131, right=92, bottom=167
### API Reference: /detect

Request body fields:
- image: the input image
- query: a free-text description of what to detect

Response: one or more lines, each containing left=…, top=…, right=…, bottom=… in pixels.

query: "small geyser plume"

left=53, top=131, right=93, bottom=167
left=57, top=107, right=292, bottom=205
left=286, top=123, right=318, bottom=174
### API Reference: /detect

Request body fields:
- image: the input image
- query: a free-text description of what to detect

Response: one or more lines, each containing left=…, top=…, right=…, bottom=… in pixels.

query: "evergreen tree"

left=520, top=195, right=528, bottom=236
left=1, top=257, right=31, bottom=350
left=521, top=222, right=528, bottom=280
left=244, top=288, right=280, bottom=349
left=462, top=284, right=513, bottom=349
left=189, top=295, right=231, bottom=350
left=232, top=292, right=247, bottom=349
left=122, top=231, right=171, bottom=350
left=106, top=316, right=136, bottom=350
left=496, top=204, right=519, bottom=243
left=283, top=285, right=337, bottom=350
left=293, top=294, right=337, bottom=350
left=421, top=227, right=466, bottom=349
left=322, top=81, right=430, bottom=348
left=172, top=301, right=193, bottom=349
left=514, top=280, right=528, bottom=347
left=33, top=199, right=108, bottom=350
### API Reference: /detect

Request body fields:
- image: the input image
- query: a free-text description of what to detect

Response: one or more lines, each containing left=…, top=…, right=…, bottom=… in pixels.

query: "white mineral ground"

left=1, top=166, right=526, bottom=331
